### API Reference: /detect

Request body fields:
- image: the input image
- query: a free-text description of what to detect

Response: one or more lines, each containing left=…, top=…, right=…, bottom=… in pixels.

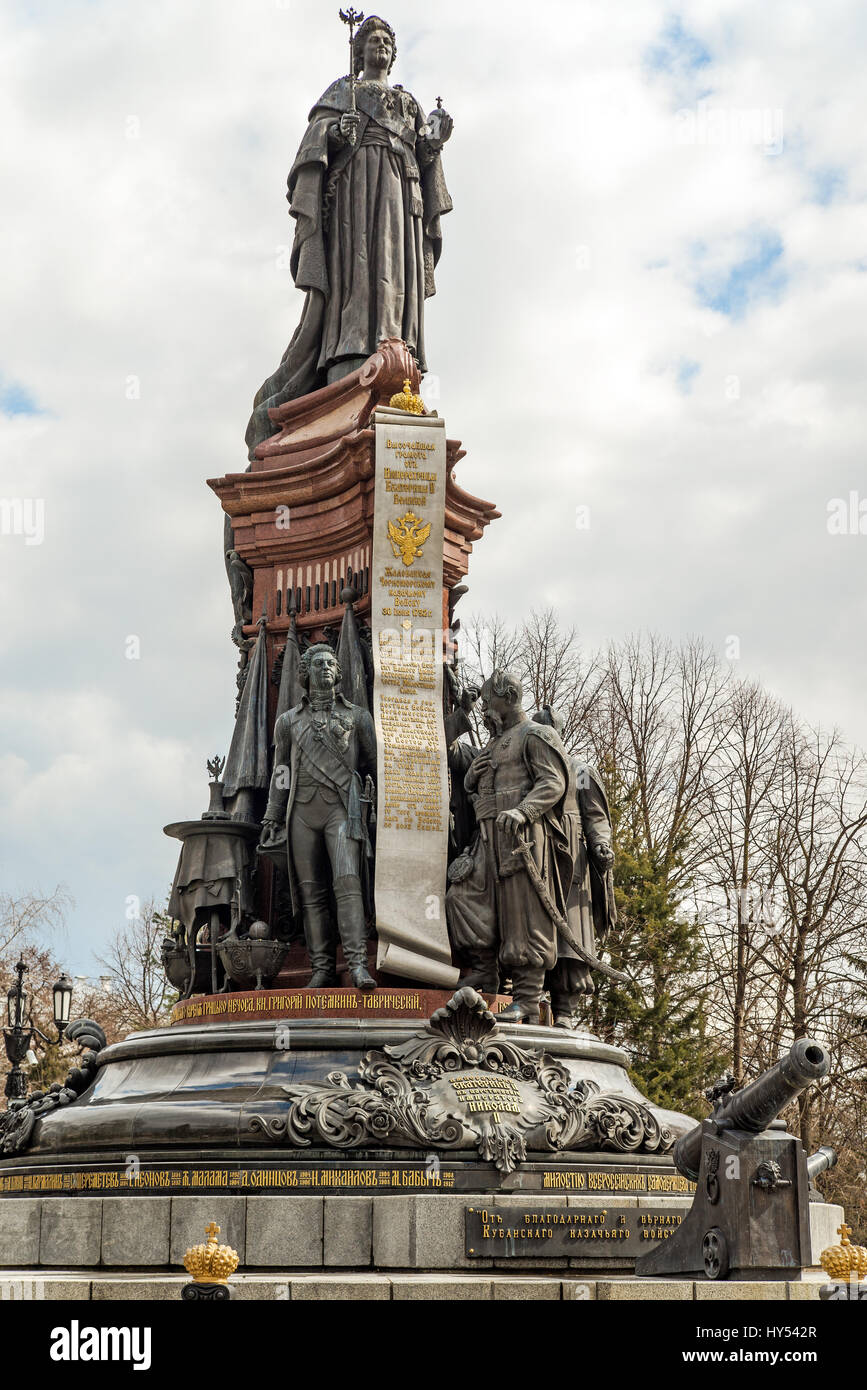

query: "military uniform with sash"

left=264, top=692, right=376, bottom=987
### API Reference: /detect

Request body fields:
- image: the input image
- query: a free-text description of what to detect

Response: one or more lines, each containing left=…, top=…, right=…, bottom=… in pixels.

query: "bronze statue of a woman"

left=245, top=14, right=453, bottom=457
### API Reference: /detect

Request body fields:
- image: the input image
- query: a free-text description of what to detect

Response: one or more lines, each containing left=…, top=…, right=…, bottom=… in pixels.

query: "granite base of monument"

left=0, top=990, right=843, bottom=1297
left=0, top=1190, right=841, bottom=1294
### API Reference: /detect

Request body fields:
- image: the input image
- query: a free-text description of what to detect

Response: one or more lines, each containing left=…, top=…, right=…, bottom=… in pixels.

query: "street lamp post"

left=3, top=960, right=75, bottom=1103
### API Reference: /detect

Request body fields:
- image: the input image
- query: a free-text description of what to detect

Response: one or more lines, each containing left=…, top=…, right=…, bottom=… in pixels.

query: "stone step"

left=0, top=1271, right=825, bottom=1300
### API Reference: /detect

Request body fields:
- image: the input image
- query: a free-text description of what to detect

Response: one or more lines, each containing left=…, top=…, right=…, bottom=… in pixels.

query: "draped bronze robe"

left=246, top=77, right=452, bottom=458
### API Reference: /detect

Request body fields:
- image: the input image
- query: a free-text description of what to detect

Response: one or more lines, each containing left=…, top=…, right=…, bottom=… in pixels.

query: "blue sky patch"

left=808, top=165, right=846, bottom=206
left=646, top=15, right=712, bottom=76
left=676, top=358, right=701, bottom=393
left=692, top=229, right=787, bottom=318
left=0, top=374, right=44, bottom=417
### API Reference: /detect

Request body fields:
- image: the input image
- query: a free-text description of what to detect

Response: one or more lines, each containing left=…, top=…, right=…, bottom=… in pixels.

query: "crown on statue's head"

left=183, top=1221, right=239, bottom=1285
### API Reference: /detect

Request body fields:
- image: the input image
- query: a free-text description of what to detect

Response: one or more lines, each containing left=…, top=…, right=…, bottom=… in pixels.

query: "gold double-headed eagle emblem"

left=387, top=510, right=431, bottom=566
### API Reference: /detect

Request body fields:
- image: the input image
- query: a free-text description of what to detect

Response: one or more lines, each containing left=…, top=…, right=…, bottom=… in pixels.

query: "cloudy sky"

left=1, top=0, right=865, bottom=972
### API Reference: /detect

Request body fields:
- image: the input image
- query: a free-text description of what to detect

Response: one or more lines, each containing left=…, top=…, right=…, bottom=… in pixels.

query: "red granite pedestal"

left=208, top=336, right=499, bottom=692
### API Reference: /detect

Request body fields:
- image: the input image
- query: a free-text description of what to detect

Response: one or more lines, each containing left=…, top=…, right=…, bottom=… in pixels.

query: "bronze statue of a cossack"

left=446, top=672, right=621, bottom=1024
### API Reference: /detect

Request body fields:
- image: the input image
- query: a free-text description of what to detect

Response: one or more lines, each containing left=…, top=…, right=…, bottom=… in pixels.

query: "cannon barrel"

left=806, top=1145, right=837, bottom=1181
left=674, top=1038, right=831, bottom=1181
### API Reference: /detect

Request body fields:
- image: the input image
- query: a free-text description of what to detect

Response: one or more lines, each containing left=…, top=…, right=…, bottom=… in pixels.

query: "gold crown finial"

left=183, top=1219, right=240, bottom=1286
left=820, top=1223, right=867, bottom=1283
left=388, top=378, right=426, bottom=415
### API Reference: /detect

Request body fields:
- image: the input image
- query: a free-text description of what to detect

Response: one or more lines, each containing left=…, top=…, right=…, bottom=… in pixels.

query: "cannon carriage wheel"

left=702, top=1227, right=730, bottom=1280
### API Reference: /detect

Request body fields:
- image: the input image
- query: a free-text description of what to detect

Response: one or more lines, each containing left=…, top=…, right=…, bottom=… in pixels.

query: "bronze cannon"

left=636, top=1039, right=837, bottom=1281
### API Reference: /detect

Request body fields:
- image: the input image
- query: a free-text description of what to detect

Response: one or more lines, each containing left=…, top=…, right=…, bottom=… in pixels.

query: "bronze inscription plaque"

left=465, top=1204, right=684, bottom=1257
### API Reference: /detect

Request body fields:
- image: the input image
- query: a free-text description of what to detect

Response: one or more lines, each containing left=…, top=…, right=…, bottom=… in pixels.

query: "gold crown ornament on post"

left=181, top=1221, right=239, bottom=1300
left=388, top=378, right=426, bottom=415
left=820, top=1223, right=867, bottom=1283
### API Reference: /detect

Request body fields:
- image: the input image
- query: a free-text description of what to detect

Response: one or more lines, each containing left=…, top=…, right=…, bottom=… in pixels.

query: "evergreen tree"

left=578, top=768, right=724, bottom=1119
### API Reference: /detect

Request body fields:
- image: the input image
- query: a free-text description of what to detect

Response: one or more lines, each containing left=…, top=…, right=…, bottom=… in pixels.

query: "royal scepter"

left=339, top=7, right=364, bottom=131
left=430, top=95, right=444, bottom=142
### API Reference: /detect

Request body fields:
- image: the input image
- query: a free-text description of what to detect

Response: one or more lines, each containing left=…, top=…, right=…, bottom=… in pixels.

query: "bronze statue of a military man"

left=260, top=643, right=377, bottom=989
left=445, top=669, right=578, bottom=1023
